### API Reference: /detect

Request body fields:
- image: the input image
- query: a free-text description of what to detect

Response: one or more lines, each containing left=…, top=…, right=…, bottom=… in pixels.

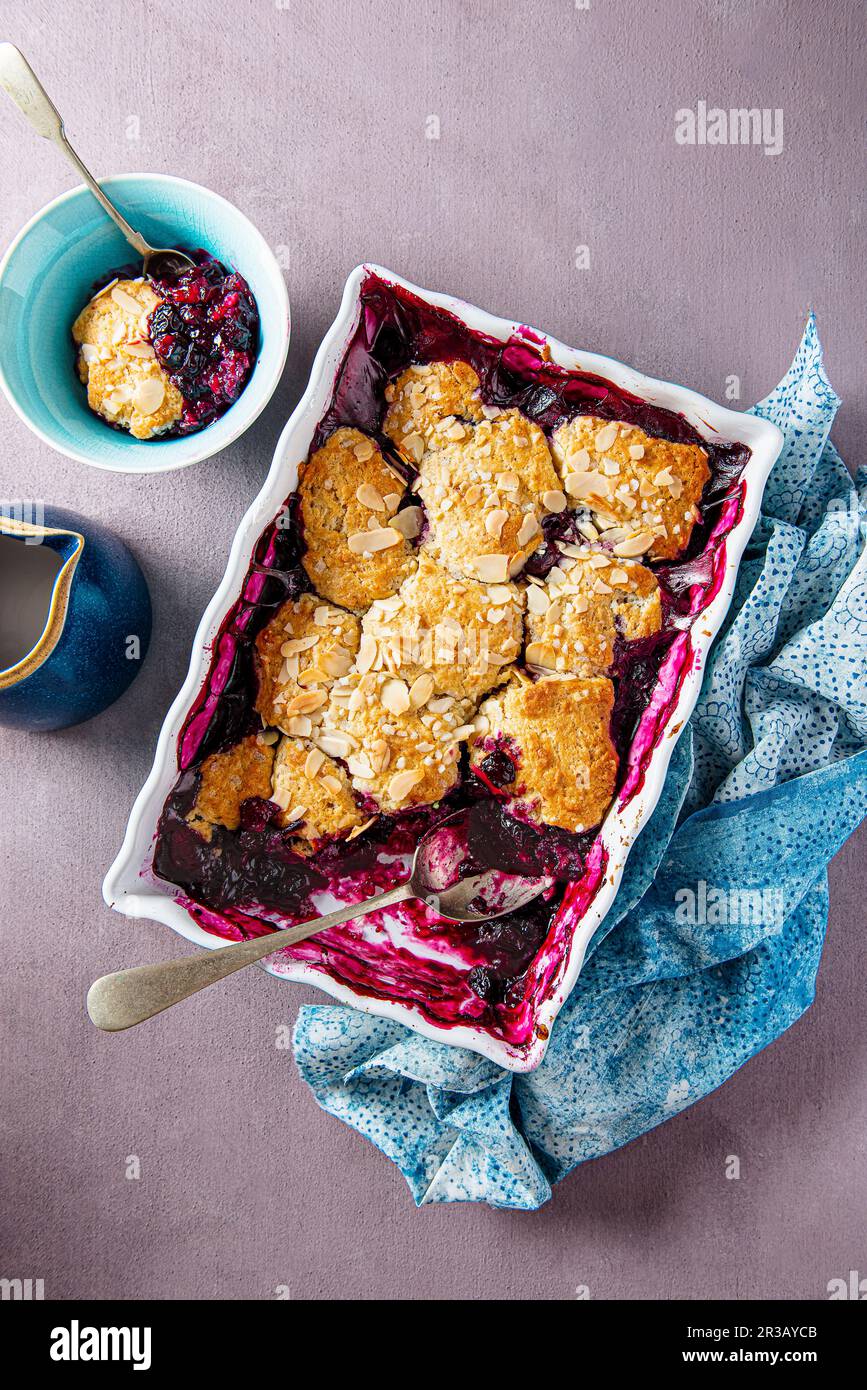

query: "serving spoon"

left=87, top=809, right=548, bottom=1032
left=0, top=43, right=194, bottom=278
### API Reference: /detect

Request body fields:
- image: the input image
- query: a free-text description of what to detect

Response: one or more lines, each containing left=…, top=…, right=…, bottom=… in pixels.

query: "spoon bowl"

left=87, top=809, right=548, bottom=1031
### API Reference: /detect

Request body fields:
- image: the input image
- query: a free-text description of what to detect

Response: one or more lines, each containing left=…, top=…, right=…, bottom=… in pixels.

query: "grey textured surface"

left=0, top=0, right=864, bottom=1300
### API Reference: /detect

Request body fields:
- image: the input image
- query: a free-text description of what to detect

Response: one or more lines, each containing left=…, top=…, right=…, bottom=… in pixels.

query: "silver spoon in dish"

left=0, top=43, right=194, bottom=279
left=87, top=808, right=549, bottom=1032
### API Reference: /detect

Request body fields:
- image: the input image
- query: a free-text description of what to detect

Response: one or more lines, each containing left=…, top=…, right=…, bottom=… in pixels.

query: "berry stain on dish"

left=151, top=272, right=751, bottom=1048
left=71, top=251, right=259, bottom=439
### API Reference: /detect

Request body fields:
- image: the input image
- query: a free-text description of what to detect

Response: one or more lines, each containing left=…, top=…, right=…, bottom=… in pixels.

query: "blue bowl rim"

left=0, top=171, right=291, bottom=474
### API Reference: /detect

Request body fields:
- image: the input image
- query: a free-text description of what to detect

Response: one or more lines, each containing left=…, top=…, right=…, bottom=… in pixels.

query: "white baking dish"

left=103, top=265, right=783, bottom=1071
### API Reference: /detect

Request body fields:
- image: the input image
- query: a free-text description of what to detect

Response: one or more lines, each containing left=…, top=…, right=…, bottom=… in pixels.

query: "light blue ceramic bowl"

left=0, top=173, right=290, bottom=472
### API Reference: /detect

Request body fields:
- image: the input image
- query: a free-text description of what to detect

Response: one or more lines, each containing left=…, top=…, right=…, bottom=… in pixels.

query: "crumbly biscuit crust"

left=321, top=671, right=476, bottom=812
left=383, top=359, right=485, bottom=462
left=299, top=427, right=417, bottom=609
left=470, top=676, right=618, bottom=833
left=551, top=415, right=710, bottom=560
left=188, top=733, right=276, bottom=839
left=270, top=735, right=364, bottom=844
left=72, top=279, right=183, bottom=439
left=360, top=552, right=524, bottom=700
left=525, top=554, right=661, bottom=676
left=255, top=593, right=361, bottom=734
left=417, top=409, right=563, bottom=581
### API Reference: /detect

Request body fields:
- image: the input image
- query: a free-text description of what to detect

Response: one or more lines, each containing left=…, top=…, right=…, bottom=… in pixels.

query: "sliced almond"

left=123, top=341, right=156, bottom=359
left=132, top=377, right=165, bottom=416
left=388, top=768, right=425, bottom=803
left=285, top=689, right=328, bottom=715
left=110, top=285, right=143, bottom=315
left=613, top=531, right=656, bottom=557
left=473, top=553, right=510, bottom=583
left=516, top=513, right=540, bottom=548
left=356, top=632, right=378, bottom=674
left=400, top=432, right=424, bottom=463
left=284, top=805, right=308, bottom=823
left=628, top=443, right=646, bottom=460
left=356, top=482, right=385, bottom=510
left=526, top=583, right=550, bottom=616
left=391, top=506, right=423, bottom=539
left=653, top=468, right=676, bottom=487
left=347, top=754, right=375, bottom=779
left=464, top=483, right=483, bottom=505
left=353, top=438, right=375, bottom=461
left=381, top=677, right=410, bottom=715
left=485, top=508, right=509, bottom=540
left=409, top=673, right=435, bottom=707
left=594, top=422, right=619, bottom=452
left=347, top=816, right=377, bottom=840
left=304, top=748, right=326, bottom=779
left=347, top=527, right=403, bottom=554
left=452, top=723, right=478, bottom=741
left=525, top=641, right=558, bottom=669
left=319, top=645, right=353, bottom=678
left=317, top=731, right=356, bottom=759
left=608, top=567, right=630, bottom=585
left=495, top=470, right=520, bottom=492
left=286, top=714, right=313, bottom=737
left=568, top=446, right=591, bottom=472
left=542, top=489, right=567, bottom=513
left=383, top=491, right=402, bottom=512
left=281, top=634, right=319, bottom=655
left=320, top=774, right=343, bottom=795
left=565, top=470, right=610, bottom=501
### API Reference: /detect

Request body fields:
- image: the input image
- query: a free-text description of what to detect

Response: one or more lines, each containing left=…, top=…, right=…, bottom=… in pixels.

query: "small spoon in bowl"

left=86, top=808, right=549, bottom=1032
left=0, top=44, right=194, bottom=279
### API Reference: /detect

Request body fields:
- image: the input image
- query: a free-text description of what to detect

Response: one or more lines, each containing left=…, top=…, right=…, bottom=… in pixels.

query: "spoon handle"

left=87, top=881, right=416, bottom=1032
left=0, top=43, right=150, bottom=259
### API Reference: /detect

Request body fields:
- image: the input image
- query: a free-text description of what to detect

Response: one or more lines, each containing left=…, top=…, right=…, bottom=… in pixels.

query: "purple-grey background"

left=1, top=0, right=865, bottom=1300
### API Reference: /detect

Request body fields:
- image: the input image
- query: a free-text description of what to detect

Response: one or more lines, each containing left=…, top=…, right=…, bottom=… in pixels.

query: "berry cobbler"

left=72, top=252, right=258, bottom=438
left=152, top=273, right=751, bottom=1049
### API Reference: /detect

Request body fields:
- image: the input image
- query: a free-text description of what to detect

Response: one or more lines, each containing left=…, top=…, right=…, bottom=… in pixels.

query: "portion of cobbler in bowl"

left=71, top=252, right=259, bottom=439
left=151, top=273, right=751, bottom=1050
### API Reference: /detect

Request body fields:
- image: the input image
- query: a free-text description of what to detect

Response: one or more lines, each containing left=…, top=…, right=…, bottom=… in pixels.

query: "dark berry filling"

left=148, top=251, right=259, bottom=434
left=150, top=272, right=751, bottom=1046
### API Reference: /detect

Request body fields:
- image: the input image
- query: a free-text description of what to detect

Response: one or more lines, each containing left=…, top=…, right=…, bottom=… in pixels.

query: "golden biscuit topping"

left=470, top=676, right=618, bottom=833
left=383, top=360, right=485, bottom=462
left=321, top=671, right=476, bottom=811
left=72, top=279, right=183, bottom=439
left=551, top=415, right=710, bottom=560
left=299, top=428, right=416, bottom=609
left=254, top=593, right=361, bottom=735
left=417, top=409, right=561, bottom=580
left=359, top=553, right=524, bottom=700
left=187, top=733, right=276, bottom=839
left=524, top=554, right=661, bottom=677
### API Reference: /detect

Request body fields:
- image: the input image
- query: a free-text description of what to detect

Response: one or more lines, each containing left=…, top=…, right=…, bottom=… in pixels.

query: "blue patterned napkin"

left=293, top=317, right=867, bottom=1208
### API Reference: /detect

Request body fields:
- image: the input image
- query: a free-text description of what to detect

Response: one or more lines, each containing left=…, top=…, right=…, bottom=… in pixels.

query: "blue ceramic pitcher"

left=0, top=504, right=151, bottom=731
